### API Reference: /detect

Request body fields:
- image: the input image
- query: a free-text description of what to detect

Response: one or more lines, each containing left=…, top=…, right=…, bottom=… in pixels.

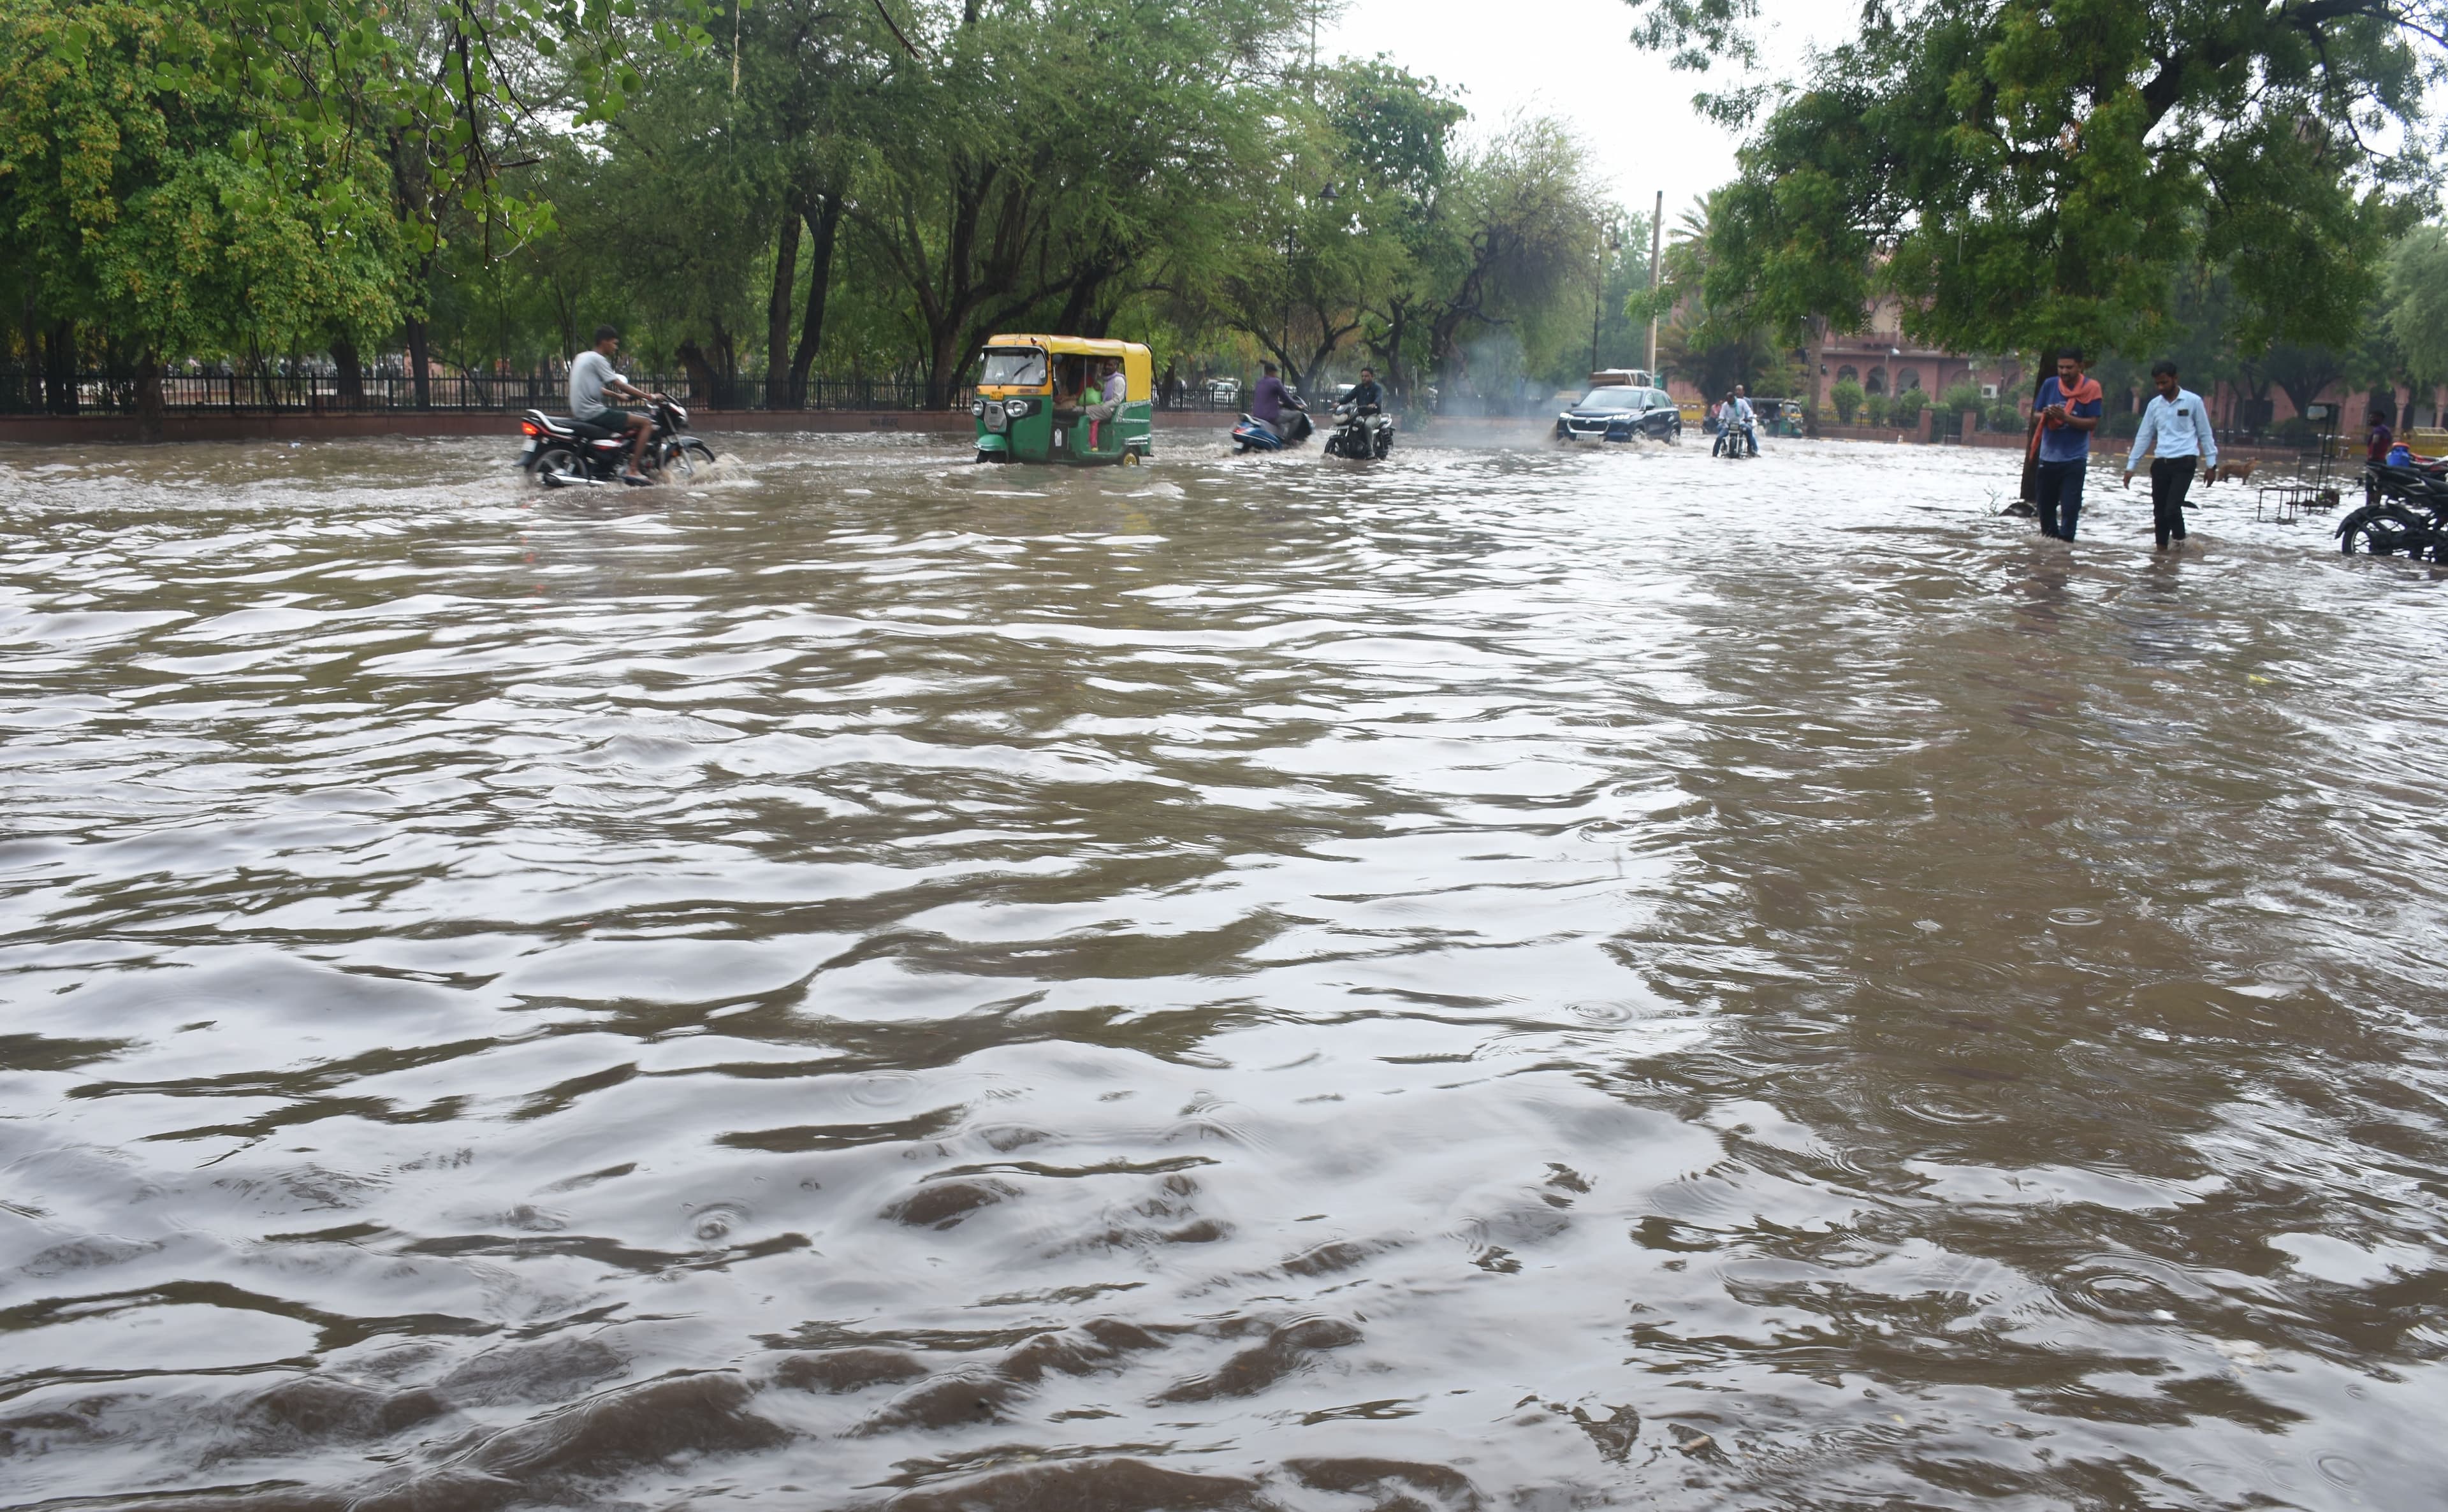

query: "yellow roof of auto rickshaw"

left=982, top=335, right=1151, bottom=401
left=987, top=335, right=1149, bottom=359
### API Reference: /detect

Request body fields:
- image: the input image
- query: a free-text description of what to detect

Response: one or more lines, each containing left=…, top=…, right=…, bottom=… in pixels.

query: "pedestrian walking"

left=2364, top=406, right=2394, bottom=507
left=2122, top=360, right=2218, bottom=549
left=2029, top=349, right=2102, bottom=541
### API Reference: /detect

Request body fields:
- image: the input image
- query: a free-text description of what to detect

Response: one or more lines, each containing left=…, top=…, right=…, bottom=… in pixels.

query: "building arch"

left=1865, top=368, right=1888, bottom=395
left=1836, top=365, right=1859, bottom=385
left=1898, top=367, right=1922, bottom=392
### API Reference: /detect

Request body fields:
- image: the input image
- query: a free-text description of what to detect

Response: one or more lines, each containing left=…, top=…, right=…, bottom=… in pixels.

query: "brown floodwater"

left=1, top=430, right=2444, bottom=1511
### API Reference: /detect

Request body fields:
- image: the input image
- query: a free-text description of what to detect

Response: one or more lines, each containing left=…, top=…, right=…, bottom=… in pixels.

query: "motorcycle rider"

left=1250, top=361, right=1293, bottom=440
left=1724, top=385, right=1758, bottom=455
left=569, top=324, right=667, bottom=485
left=1348, top=366, right=1385, bottom=413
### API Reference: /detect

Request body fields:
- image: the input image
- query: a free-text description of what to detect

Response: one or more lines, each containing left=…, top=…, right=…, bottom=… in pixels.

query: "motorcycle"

left=1322, top=403, right=1395, bottom=460
left=1711, top=414, right=1759, bottom=459
left=517, top=399, right=715, bottom=488
left=1230, top=400, right=1313, bottom=453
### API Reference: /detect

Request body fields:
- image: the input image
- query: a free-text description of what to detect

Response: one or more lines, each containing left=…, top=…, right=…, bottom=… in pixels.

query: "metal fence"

left=0, top=368, right=1307, bottom=418
left=0, top=369, right=979, bottom=416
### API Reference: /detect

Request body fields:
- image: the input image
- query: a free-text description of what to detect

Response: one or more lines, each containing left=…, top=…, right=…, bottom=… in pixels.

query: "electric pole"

left=1646, top=190, right=1663, bottom=381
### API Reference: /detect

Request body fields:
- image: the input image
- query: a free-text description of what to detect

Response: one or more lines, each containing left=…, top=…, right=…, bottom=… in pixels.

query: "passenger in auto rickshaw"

left=1053, top=356, right=1092, bottom=422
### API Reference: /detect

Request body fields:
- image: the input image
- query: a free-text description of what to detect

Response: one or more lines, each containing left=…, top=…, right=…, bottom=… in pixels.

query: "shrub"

left=1986, top=402, right=2023, bottom=433
left=1830, top=378, right=1863, bottom=425
left=2104, top=410, right=2143, bottom=439
left=1939, top=381, right=1985, bottom=416
left=1891, top=386, right=1928, bottom=423
left=1863, top=391, right=1892, bottom=427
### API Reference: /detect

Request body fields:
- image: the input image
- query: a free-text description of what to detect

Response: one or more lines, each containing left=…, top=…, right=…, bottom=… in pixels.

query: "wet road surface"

left=2, top=433, right=2444, bottom=1510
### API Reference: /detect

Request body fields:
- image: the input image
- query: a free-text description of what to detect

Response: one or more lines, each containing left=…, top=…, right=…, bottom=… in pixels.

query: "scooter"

left=517, top=399, right=715, bottom=487
left=1230, top=400, right=1313, bottom=453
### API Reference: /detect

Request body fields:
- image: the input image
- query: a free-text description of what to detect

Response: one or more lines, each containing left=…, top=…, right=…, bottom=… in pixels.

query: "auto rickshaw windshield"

left=980, top=348, right=1048, bottom=387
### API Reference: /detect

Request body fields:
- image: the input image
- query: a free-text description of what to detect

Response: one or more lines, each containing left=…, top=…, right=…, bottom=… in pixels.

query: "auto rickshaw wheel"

left=1122, top=450, right=1142, bottom=467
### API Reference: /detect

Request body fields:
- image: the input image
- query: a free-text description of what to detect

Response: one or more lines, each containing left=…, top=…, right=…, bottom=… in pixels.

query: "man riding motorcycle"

left=1347, top=366, right=1385, bottom=414
left=569, top=324, right=669, bottom=486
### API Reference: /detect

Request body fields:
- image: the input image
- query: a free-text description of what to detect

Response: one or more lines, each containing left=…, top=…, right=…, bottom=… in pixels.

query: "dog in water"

left=2205, top=458, right=2258, bottom=486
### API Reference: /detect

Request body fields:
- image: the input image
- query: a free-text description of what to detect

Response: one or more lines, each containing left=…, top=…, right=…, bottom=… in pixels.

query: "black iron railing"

left=0, top=369, right=976, bottom=416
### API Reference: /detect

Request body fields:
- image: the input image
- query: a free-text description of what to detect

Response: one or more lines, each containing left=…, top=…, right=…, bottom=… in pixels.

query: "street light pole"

left=1645, top=189, right=1663, bottom=380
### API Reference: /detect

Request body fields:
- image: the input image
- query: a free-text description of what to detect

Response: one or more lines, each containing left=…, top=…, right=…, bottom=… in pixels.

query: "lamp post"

left=1591, top=224, right=1622, bottom=374
left=1645, top=189, right=1663, bottom=379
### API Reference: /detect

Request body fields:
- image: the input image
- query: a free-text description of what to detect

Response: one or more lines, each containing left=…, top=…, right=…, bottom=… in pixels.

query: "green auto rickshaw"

left=971, top=335, right=1155, bottom=465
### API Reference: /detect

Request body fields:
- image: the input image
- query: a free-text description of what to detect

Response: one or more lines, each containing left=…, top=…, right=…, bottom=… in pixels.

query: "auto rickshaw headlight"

left=1005, top=398, right=1028, bottom=418
left=972, top=400, right=986, bottom=417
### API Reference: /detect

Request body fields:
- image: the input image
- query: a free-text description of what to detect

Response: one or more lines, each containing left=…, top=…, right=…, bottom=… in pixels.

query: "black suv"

left=1556, top=384, right=1682, bottom=444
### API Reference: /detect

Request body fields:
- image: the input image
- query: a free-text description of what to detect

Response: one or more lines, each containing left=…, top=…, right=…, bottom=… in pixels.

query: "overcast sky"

left=1318, top=0, right=1846, bottom=236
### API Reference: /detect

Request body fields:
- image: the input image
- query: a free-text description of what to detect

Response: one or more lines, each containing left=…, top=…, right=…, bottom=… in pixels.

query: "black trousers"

left=2035, top=460, right=2084, bottom=540
left=2150, top=456, right=2197, bottom=547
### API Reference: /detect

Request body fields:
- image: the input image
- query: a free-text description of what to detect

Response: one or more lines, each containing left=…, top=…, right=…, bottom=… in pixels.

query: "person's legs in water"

left=2056, top=461, right=2085, bottom=540
left=2164, top=453, right=2203, bottom=548
left=2034, top=460, right=2074, bottom=539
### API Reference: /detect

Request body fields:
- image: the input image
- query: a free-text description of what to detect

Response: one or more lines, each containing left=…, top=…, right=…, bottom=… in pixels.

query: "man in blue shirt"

left=2122, top=360, right=2218, bottom=549
left=2030, top=349, right=2102, bottom=541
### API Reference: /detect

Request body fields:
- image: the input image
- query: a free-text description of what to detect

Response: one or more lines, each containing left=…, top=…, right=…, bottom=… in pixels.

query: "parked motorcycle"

left=1230, top=400, right=1313, bottom=454
left=1322, top=403, right=1395, bottom=460
left=517, top=399, right=715, bottom=488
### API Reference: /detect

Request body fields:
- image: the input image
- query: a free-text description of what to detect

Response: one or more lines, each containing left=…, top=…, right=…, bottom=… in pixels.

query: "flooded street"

left=3, top=431, right=2445, bottom=1511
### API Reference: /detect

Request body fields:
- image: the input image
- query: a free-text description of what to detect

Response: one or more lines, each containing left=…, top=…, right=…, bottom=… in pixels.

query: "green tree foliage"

left=0, top=0, right=406, bottom=398
left=3, top=0, right=1629, bottom=416
left=2385, top=224, right=2448, bottom=391
left=1623, top=0, right=2439, bottom=363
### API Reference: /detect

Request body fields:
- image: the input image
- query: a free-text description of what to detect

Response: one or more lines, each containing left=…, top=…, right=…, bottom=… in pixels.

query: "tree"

left=846, top=0, right=1304, bottom=406
left=0, top=0, right=407, bottom=428
left=1624, top=0, right=2436, bottom=368
left=2386, top=224, right=2448, bottom=393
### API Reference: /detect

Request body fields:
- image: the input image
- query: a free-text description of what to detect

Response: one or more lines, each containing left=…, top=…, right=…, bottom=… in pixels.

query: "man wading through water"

left=2124, top=360, right=2218, bottom=550
left=2027, top=349, right=2102, bottom=541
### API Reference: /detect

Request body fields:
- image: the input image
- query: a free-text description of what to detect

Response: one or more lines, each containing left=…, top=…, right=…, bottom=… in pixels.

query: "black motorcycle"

left=1322, top=403, right=1395, bottom=460
left=2338, top=460, right=2448, bottom=562
left=1711, top=416, right=1759, bottom=459
left=518, top=400, right=715, bottom=488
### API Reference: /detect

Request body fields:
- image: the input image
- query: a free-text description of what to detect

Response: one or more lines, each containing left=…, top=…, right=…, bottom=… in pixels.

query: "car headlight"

left=1005, top=398, right=1028, bottom=418
left=973, top=400, right=986, bottom=417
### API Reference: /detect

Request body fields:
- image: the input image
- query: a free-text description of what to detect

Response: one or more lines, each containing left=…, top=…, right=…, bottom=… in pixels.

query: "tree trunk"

left=135, top=350, right=164, bottom=441
left=765, top=205, right=803, bottom=409
left=404, top=317, right=432, bottom=407
left=789, top=193, right=842, bottom=408
left=676, top=340, right=721, bottom=406
left=44, top=318, right=76, bottom=414
left=331, top=335, right=363, bottom=407
left=16, top=294, right=36, bottom=410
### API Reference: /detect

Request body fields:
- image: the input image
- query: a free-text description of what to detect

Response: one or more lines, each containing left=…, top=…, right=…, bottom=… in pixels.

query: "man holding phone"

left=2029, top=349, right=2102, bottom=541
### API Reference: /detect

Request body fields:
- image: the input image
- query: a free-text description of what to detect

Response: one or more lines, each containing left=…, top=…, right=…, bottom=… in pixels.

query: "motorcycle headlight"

left=1005, top=398, right=1028, bottom=418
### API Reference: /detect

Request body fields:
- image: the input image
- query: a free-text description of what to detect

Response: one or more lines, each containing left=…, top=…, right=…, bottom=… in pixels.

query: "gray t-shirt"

left=569, top=350, right=622, bottom=416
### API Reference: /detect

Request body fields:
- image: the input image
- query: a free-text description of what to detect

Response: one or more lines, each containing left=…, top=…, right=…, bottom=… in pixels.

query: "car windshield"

left=979, top=349, right=1047, bottom=387
left=1579, top=386, right=1645, bottom=409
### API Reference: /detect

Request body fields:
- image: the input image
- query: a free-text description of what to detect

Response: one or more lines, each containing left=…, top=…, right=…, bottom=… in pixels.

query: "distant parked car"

left=1206, top=377, right=1241, bottom=405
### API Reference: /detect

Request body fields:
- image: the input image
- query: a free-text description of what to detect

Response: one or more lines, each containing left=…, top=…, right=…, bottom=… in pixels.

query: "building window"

left=1898, top=367, right=1922, bottom=392
left=1865, top=368, right=1887, bottom=395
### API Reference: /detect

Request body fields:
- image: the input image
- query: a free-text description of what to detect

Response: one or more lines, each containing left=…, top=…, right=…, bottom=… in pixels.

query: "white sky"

left=1318, top=0, right=1846, bottom=236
